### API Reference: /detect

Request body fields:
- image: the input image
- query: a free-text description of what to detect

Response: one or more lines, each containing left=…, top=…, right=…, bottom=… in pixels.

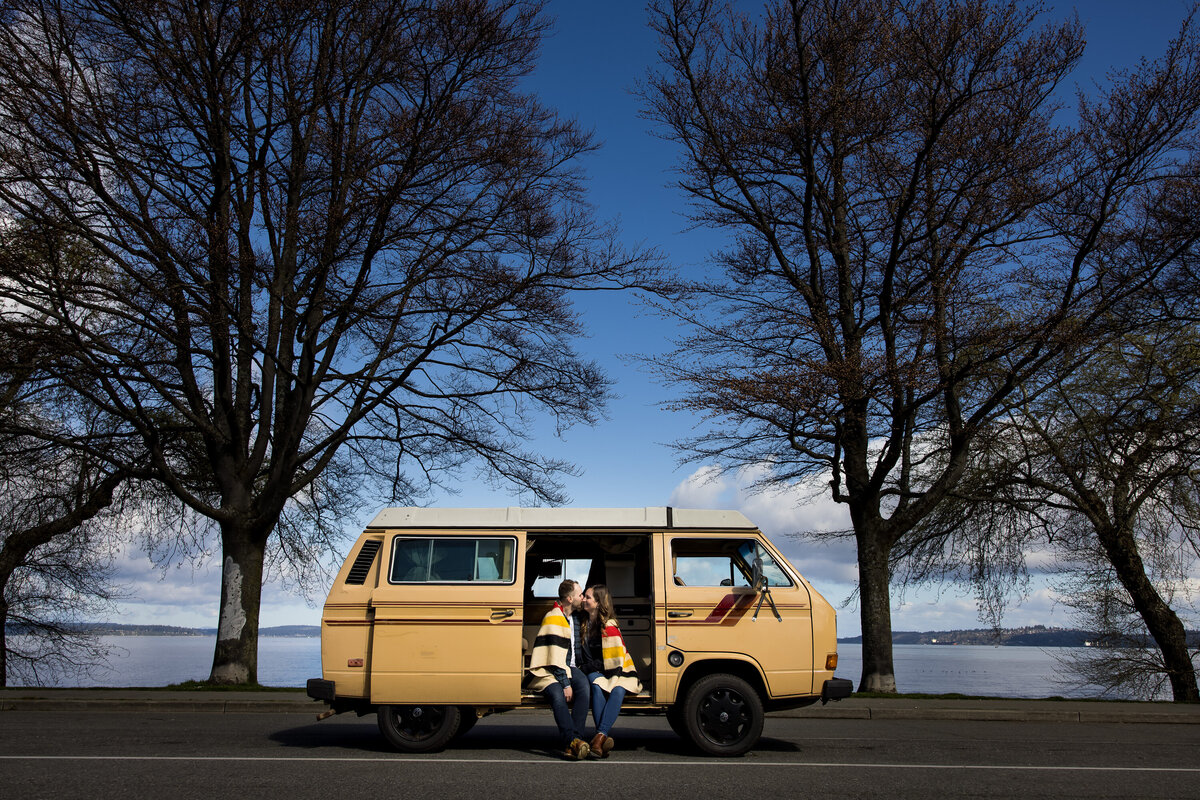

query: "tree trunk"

left=1097, top=524, right=1199, bottom=702
left=0, top=599, right=8, bottom=688
left=208, top=526, right=267, bottom=685
left=857, top=533, right=897, bottom=693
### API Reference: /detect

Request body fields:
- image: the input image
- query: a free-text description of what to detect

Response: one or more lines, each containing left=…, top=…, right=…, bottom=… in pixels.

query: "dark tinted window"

left=389, top=537, right=516, bottom=584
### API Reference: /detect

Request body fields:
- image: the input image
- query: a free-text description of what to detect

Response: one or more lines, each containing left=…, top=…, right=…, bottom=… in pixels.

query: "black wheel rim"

left=388, top=705, right=446, bottom=742
left=697, top=687, right=750, bottom=745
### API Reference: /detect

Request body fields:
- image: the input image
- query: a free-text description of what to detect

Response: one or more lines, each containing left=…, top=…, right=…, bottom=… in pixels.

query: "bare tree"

left=0, top=424, right=127, bottom=687
left=0, top=0, right=658, bottom=684
left=1051, top=517, right=1200, bottom=702
left=0, top=224, right=132, bottom=686
left=643, top=0, right=1200, bottom=691
left=915, top=318, right=1200, bottom=702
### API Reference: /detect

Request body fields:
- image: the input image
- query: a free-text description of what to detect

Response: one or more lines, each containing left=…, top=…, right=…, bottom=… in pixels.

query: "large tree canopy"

left=644, top=0, right=1200, bottom=691
left=0, top=0, right=657, bottom=683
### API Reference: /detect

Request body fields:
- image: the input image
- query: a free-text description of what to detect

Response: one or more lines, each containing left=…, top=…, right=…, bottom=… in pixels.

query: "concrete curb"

left=778, top=699, right=1200, bottom=724
left=0, top=696, right=320, bottom=714
left=2, top=690, right=1198, bottom=723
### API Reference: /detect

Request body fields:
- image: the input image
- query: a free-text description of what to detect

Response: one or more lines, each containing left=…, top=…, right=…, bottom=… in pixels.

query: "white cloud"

left=108, top=548, right=220, bottom=624
left=667, top=465, right=731, bottom=508
left=107, top=545, right=324, bottom=628
left=887, top=583, right=1068, bottom=633
left=669, top=462, right=856, bottom=583
left=1024, top=545, right=1057, bottom=573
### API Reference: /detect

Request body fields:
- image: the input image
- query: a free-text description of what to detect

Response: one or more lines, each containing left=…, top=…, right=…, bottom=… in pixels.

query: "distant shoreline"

left=4, top=623, right=321, bottom=638
left=837, top=625, right=1200, bottom=648
left=10, top=622, right=1197, bottom=647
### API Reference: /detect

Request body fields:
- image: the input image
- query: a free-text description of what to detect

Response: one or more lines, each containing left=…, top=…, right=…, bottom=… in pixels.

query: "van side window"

left=389, top=537, right=516, bottom=584
left=671, top=538, right=793, bottom=588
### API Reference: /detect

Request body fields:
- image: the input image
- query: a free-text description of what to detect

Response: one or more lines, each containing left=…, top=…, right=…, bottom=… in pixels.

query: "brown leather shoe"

left=589, top=732, right=606, bottom=758
left=589, top=732, right=615, bottom=758
left=563, top=738, right=590, bottom=760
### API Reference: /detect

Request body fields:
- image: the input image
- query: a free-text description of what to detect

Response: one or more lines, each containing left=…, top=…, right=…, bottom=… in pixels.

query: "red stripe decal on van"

left=703, top=593, right=756, bottom=623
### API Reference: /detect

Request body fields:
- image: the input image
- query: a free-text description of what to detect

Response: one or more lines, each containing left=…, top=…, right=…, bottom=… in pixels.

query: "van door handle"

left=668, top=610, right=693, bottom=618
left=491, top=609, right=515, bottom=619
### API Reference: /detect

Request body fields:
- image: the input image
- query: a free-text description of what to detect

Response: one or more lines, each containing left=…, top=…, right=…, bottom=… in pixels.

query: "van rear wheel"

left=377, top=704, right=461, bottom=753
left=682, top=673, right=764, bottom=757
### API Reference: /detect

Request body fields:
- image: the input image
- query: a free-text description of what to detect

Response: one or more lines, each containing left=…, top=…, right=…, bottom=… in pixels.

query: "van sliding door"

left=369, top=531, right=526, bottom=704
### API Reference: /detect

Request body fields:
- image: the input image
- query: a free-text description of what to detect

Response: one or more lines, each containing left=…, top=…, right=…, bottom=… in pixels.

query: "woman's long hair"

left=585, top=584, right=617, bottom=641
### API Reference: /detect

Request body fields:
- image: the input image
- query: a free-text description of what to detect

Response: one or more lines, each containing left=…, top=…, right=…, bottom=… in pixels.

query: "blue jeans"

left=542, top=666, right=590, bottom=747
left=587, top=671, right=627, bottom=736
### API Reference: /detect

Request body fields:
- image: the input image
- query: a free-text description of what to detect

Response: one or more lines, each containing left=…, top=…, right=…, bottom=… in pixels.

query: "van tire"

left=377, top=704, right=461, bottom=752
left=453, top=707, right=478, bottom=739
left=665, top=704, right=688, bottom=738
left=681, top=673, right=764, bottom=756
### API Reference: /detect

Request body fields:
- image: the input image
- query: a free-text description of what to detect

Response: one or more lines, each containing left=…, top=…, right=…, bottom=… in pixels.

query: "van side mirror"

left=750, top=543, right=781, bottom=622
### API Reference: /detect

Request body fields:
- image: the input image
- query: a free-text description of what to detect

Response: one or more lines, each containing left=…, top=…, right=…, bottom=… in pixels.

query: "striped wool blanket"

left=593, top=618, right=643, bottom=695
left=526, top=602, right=572, bottom=693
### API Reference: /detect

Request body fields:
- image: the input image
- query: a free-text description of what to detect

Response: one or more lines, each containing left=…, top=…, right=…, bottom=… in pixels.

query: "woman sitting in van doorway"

left=580, top=584, right=643, bottom=758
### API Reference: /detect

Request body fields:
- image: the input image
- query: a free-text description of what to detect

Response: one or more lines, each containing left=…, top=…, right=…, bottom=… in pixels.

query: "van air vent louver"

left=345, top=539, right=382, bottom=585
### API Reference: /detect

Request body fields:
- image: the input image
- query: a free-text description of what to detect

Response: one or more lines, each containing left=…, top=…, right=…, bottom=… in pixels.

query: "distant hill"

left=4, top=623, right=320, bottom=637
left=837, top=625, right=1200, bottom=647
left=13, top=622, right=1196, bottom=646
left=257, top=625, right=321, bottom=637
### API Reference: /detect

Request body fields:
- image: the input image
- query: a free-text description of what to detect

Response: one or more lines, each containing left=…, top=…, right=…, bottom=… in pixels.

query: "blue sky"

left=108, top=1, right=1197, bottom=639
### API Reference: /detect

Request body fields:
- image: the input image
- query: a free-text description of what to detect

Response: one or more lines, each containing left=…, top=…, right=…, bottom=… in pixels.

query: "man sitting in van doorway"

left=527, top=579, right=591, bottom=760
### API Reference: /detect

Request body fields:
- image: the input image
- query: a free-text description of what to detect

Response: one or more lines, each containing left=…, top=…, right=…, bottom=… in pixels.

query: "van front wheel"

left=453, top=706, right=478, bottom=740
left=665, top=704, right=688, bottom=738
left=682, top=673, right=764, bottom=756
left=377, top=704, right=461, bottom=753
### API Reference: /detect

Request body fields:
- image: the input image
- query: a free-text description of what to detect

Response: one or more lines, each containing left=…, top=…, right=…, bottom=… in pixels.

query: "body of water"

left=10, top=636, right=1126, bottom=698
left=13, top=636, right=323, bottom=689
left=835, top=643, right=1111, bottom=699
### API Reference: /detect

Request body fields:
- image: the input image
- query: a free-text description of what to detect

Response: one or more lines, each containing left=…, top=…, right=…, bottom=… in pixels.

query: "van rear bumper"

left=307, top=678, right=336, bottom=702
left=821, top=677, right=854, bottom=703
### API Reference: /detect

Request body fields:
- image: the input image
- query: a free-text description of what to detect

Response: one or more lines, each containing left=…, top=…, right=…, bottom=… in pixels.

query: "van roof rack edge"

left=366, top=506, right=757, bottom=531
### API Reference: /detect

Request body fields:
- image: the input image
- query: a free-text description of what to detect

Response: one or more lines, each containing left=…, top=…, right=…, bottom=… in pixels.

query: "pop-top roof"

left=367, top=506, right=757, bottom=531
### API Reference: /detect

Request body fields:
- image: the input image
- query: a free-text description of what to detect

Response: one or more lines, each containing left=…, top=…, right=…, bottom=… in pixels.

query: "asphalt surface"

left=2, top=687, right=1198, bottom=723
left=5, top=706, right=1200, bottom=799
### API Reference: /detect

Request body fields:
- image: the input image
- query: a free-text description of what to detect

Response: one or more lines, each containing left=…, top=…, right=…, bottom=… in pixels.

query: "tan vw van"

left=307, top=507, right=852, bottom=756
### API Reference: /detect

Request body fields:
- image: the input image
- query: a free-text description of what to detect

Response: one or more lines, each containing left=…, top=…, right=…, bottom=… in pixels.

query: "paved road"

left=3, top=709, right=1199, bottom=799
left=4, top=688, right=1200, bottom=723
